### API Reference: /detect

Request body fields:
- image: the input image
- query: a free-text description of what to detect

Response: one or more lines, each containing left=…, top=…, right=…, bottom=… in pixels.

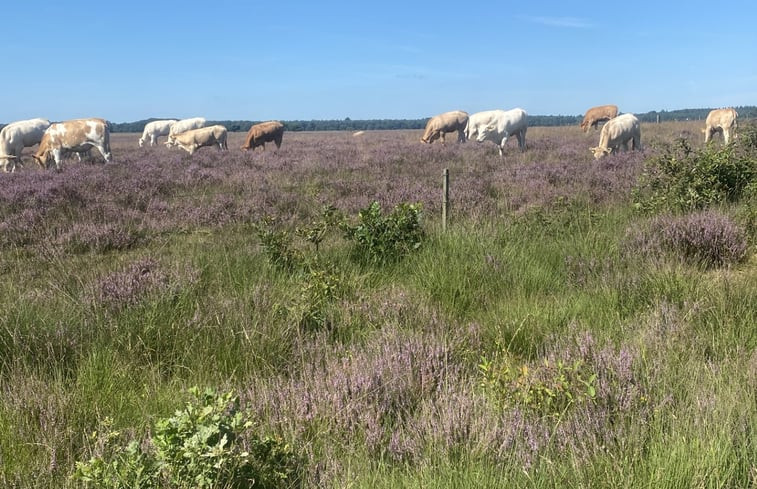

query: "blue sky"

left=2, top=1, right=756, bottom=123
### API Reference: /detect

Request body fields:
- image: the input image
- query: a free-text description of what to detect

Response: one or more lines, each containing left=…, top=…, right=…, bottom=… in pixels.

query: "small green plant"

left=633, top=138, right=755, bottom=213
left=294, top=205, right=343, bottom=253
left=254, top=216, right=304, bottom=271
left=289, top=260, right=344, bottom=329
left=74, top=387, right=301, bottom=489
left=74, top=418, right=158, bottom=489
left=341, top=201, right=424, bottom=265
left=479, top=353, right=597, bottom=417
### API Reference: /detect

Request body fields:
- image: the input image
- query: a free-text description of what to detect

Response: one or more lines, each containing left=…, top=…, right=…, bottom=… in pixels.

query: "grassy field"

left=0, top=123, right=755, bottom=488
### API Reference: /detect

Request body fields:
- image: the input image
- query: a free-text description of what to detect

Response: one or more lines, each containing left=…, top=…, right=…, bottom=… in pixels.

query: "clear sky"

left=2, top=1, right=756, bottom=123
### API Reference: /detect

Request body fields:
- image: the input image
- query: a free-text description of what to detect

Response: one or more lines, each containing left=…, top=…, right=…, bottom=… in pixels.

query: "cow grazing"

left=0, top=118, right=51, bottom=172
left=590, top=113, right=641, bottom=159
left=165, top=117, right=207, bottom=146
left=139, top=119, right=178, bottom=147
left=420, top=110, right=469, bottom=143
left=703, top=108, right=738, bottom=144
left=241, top=121, right=284, bottom=151
left=580, top=104, right=619, bottom=132
left=32, top=118, right=112, bottom=170
left=170, top=125, right=228, bottom=155
left=466, top=108, right=528, bottom=157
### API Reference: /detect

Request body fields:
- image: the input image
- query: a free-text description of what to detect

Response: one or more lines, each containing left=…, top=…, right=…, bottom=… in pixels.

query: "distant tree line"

left=6, top=107, right=754, bottom=133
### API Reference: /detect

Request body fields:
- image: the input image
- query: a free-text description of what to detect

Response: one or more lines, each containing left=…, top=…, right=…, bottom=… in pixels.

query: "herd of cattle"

left=0, top=117, right=286, bottom=172
left=0, top=105, right=741, bottom=172
left=420, top=105, right=740, bottom=159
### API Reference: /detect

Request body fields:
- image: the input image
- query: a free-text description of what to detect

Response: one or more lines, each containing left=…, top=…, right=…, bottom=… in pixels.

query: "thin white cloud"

left=520, top=15, right=594, bottom=29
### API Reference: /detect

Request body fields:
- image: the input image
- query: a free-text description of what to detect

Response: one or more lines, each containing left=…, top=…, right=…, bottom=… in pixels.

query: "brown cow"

left=420, top=110, right=468, bottom=143
left=703, top=108, right=738, bottom=144
left=32, top=118, right=111, bottom=170
left=241, top=121, right=284, bottom=151
left=580, top=104, right=619, bottom=132
left=169, top=125, right=228, bottom=155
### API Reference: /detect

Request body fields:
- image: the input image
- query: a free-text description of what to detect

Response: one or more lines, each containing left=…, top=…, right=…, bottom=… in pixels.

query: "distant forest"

left=4, top=107, right=754, bottom=133
left=110, top=106, right=757, bottom=133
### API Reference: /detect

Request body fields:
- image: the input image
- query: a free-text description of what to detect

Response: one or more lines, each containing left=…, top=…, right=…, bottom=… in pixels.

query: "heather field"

left=1, top=123, right=755, bottom=488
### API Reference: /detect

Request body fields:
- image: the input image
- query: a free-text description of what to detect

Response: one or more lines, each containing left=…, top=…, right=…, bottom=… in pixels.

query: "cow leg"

left=500, top=135, right=510, bottom=155
left=52, top=149, right=62, bottom=171
left=516, top=130, right=526, bottom=151
left=724, top=128, right=731, bottom=144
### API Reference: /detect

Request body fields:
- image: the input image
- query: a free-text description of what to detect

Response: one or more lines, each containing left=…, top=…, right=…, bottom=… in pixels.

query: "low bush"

left=74, top=387, right=302, bottom=489
left=341, top=201, right=424, bottom=265
left=632, top=138, right=755, bottom=213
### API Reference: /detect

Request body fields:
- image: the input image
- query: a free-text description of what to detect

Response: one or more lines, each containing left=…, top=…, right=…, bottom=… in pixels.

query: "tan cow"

left=420, top=110, right=469, bottom=143
left=703, top=108, right=738, bottom=144
left=169, top=125, right=228, bottom=155
left=32, top=118, right=111, bottom=170
left=590, top=113, right=641, bottom=159
left=241, top=121, right=284, bottom=151
left=580, top=104, right=619, bottom=132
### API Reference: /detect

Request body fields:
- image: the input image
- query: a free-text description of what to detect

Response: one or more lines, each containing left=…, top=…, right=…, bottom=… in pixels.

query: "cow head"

left=138, top=137, right=146, bottom=147
left=590, top=146, right=612, bottom=159
left=420, top=133, right=439, bottom=144
left=580, top=120, right=589, bottom=132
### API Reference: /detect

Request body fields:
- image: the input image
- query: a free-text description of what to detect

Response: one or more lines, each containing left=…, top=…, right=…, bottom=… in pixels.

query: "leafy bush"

left=623, top=211, right=748, bottom=268
left=632, top=138, right=755, bottom=213
left=74, top=387, right=301, bottom=489
left=479, top=352, right=597, bottom=417
left=289, top=260, right=344, bottom=329
left=254, top=216, right=305, bottom=272
left=342, top=201, right=424, bottom=265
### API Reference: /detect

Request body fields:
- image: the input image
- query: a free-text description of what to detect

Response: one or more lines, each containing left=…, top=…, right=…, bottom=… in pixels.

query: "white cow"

left=32, top=118, right=112, bottom=170
left=466, top=108, right=528, bottom=156
left=0, top=118, right=51, bottom=172
left=590, top=113, right=641, bottom=159
left=139, top=119, right=178, bottom=147
left=169, top=125, right=228, bottom=155
left=165, top=117, right=206, bottom=146
left=703, top=108, right=738, bottom=144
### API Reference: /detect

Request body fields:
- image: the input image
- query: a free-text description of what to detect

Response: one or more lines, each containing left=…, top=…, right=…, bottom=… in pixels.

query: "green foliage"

left=479, top=351, right=597, bottom=417
left=342, top=201, right=424, bottom=265
left=294, top=205, right=343, bottom=253
left=633, top=138, right=755, bottom=213
left=254, top=217, right=304, bottom=272
left=289, top=260, right=344, bottom=329
left=74, top=418, right=158, bottom=489
left=74, top=387, right=301, bottom=489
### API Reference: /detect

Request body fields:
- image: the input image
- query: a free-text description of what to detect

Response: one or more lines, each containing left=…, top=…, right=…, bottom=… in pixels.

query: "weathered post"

left=442, top=168, right=449, bottom=231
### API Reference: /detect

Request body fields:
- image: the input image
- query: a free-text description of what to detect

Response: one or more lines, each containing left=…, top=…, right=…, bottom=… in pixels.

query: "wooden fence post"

left=442, top=168, right=449, bottom=231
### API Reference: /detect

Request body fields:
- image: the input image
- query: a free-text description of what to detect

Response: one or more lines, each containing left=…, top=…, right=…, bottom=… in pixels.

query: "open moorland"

left=1, top=123, right=755, bottom=488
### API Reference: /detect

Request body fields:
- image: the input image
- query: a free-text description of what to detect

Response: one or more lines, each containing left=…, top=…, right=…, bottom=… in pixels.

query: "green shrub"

left=632, top=138, right=755, bottom=213
left=74, top=387, right=301, bottom=489
left=479, top=352, right=597, bottom=417
left=289, top=260, right=344, bottom=330
left=254, top=217, right=304, bottom=272
left=342, top=201, right=424, bottom=265
left=74, top=418, right=158, bottom=489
